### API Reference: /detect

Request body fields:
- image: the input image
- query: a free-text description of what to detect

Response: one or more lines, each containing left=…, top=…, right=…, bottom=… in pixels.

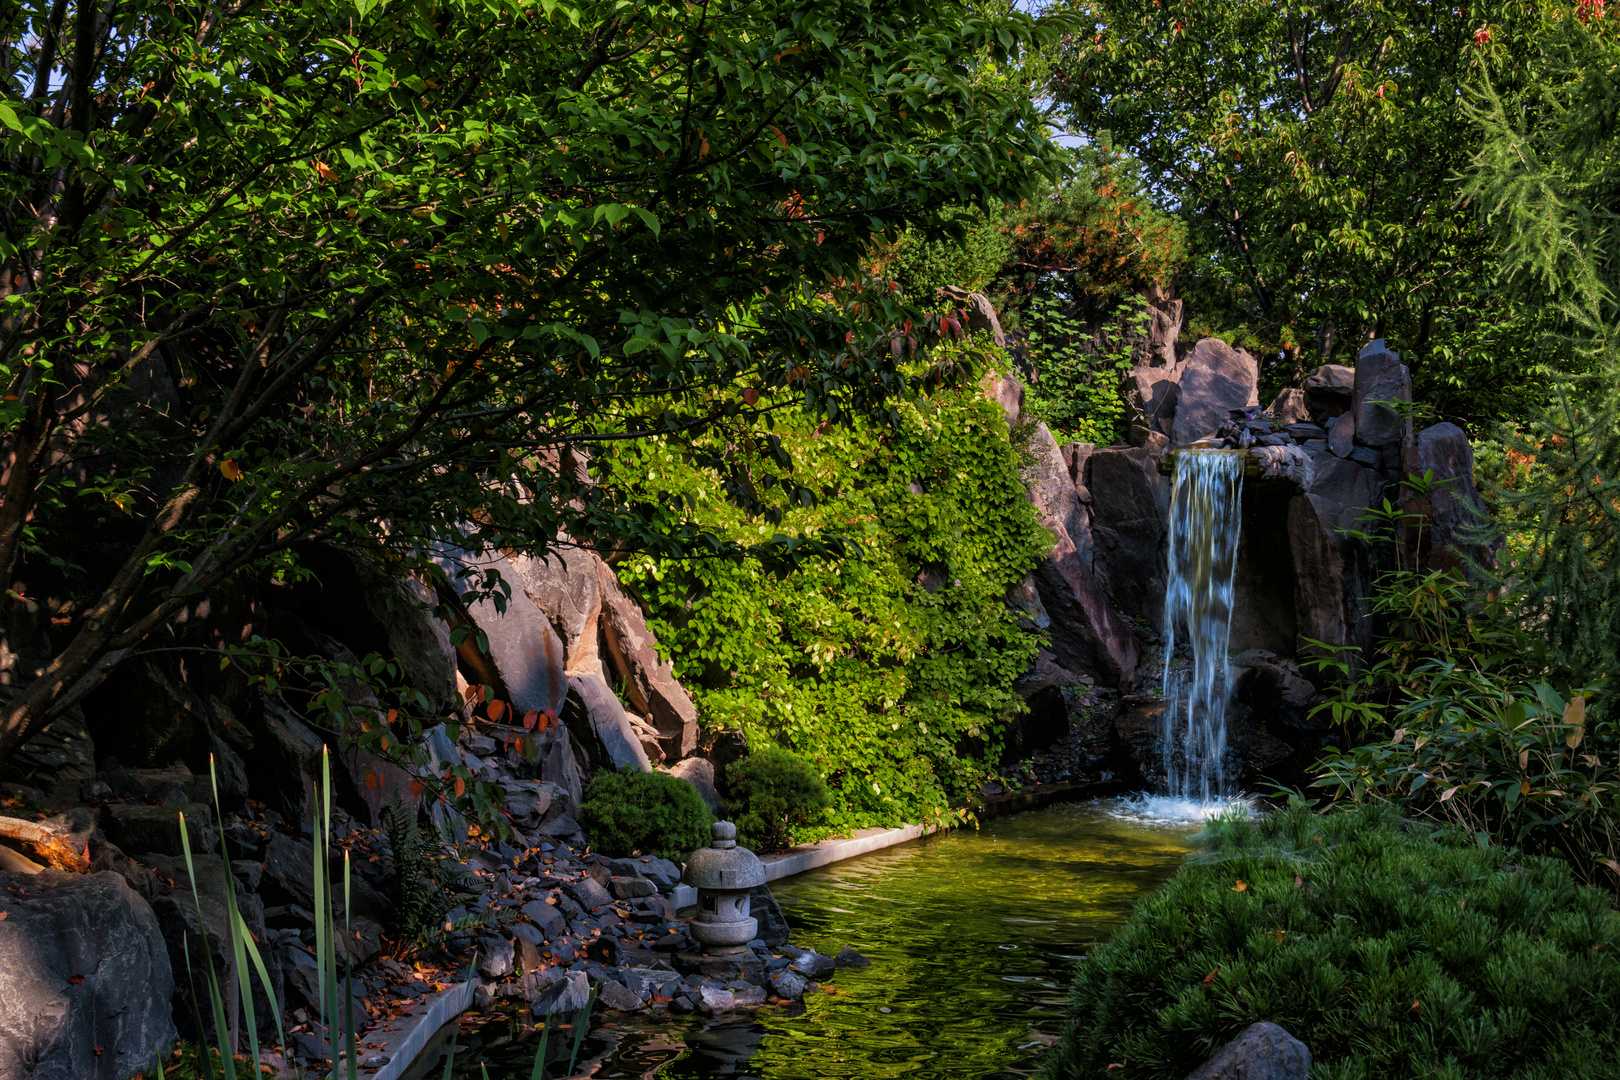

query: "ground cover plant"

left=1040, top=804, right=1620, bottom=1080
left=578, top=767, right=712, bottom=861
left=726, top=748, right=833, bottom=853
left=609, top=349, right=1048, bottom=835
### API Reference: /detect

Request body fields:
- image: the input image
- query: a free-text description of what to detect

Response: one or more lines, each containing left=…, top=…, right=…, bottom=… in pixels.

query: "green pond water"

left=445, top=797, right=1203, bottom=1080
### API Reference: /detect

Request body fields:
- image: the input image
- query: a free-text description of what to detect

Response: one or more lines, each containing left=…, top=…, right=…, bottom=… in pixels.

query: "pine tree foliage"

left=1464, top=6, right=1620, bottom=683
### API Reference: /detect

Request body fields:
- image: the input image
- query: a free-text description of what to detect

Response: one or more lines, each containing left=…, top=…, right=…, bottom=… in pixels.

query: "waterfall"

left=1159, top=449, right=1244, bottom=803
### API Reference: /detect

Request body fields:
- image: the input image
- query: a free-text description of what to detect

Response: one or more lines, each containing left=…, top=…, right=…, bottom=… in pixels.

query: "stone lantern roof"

left=684, top=821, right=765, bottom=890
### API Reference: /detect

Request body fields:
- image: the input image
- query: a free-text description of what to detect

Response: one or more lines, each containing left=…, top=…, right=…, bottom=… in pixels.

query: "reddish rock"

left=1172, top=339, right=1259, bottom=445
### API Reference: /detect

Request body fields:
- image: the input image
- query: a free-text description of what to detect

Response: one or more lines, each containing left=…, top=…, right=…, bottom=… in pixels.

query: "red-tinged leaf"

left=488, top=698, right=505, bottom=721
left=378, top=735, right=389, bottom=751
left=1408, top=1000, right=1421, bottom=1014
left=219, top=459, right=242, bottom=482
left=314, top=160, right=335, bottom=180
left=67, top=975, right=85, bottom=985
left=409, top=778, right=427, bottom=799
left=743, top=387, right=760, bottom=406
left=364, top=770, right=379, bottom=791
left=522, top=709, right=538, bottom=730
left=454, top=775, right=466, bottom=798
left=1202, top=966, right=1220, bottom=988
left=1294, top=874, right=1304, bottom=887
left=386, top=708, right=397, bottom=725
left=771, top=126, right=786, bottom=147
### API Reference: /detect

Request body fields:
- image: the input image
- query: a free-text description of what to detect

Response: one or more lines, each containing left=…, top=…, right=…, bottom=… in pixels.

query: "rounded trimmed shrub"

left=726, top=748, right=831, bottom=853
left=578, top=766, right=712, bottom=861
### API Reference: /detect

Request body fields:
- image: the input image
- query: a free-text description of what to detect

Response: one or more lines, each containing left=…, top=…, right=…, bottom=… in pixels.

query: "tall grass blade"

left=528, top=1013, right=551, bottom=1080
left=440, top=1031, right=458, bottom=1080
left=567, top=985, right=596, bottom=1075
left=209, top=756, right=257, bottom=1068
left=343, top=852, right=359, bottom=1080
left=181, top=932, right=217, bottom=1080
left=180, top=813, right=239, bottom=1080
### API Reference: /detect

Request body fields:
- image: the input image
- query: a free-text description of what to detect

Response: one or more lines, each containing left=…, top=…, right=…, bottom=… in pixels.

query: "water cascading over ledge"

left=1159, top=449, right=1245, bottom=802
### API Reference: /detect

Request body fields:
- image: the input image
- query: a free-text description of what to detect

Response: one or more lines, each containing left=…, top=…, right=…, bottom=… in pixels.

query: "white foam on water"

left=1102, top=792, right=1251, bottom=826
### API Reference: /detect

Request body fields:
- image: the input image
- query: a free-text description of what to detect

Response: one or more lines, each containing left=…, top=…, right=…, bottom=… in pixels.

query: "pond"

left=443, top=796, right=1210, bottom=1080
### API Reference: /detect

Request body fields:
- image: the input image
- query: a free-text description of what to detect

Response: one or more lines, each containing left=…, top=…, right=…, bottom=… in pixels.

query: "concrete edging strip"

left=356, top=977, right=480, bottom=1080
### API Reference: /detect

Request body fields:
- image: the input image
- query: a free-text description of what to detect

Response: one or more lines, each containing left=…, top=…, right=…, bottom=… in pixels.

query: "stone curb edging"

left=351, top=976, right=480, bottom=1080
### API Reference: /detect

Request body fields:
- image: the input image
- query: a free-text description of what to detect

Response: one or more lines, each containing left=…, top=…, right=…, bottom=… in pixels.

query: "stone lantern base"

left=675, top=949, right=765, bottom=983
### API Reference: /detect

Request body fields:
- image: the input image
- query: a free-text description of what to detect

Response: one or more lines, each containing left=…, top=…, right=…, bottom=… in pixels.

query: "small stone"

left=564, top=876, right=611, bottom=912
left=698, top=986, right=736, bottom=1014
left=672, top=994, right=694, bottom=1013
left=531, top=970, right=591, bottom=1016
left=769, top=971, right=806, bottom=1000
left=732, top=985, right=768, bottom=1007
left=833, top=946, right=870, bottom=969
left=596, top=979, right=642, bottom=1012
left=476, top=935, right=515, bottom=979
left=1187, top=1021, right=1311, bottom=1080
left=609, top=875, right=656, bottom=900
left=521, top=899, right=567, bottom=938
left=789, top=950, right=836, bottom=980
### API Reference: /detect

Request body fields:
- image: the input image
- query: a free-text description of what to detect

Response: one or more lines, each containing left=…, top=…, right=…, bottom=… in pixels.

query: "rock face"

left=0, top=870, right=177, bottom=1080
left=1087, top=446, right=1169, bottom=631
left=562, top=672, right=652, bottom=775
left=1353, top=340, right=1411, bottom=448
left=1186, top=1021, right=1312, bottom=1080
left=1415, top=422, right=1499, bottom=572
left=1172, top=339, right=1260, bottom=446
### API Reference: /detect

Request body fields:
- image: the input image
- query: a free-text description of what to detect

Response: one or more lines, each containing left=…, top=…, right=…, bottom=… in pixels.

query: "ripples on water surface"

left=454, top=797, right=1213, bottom=1080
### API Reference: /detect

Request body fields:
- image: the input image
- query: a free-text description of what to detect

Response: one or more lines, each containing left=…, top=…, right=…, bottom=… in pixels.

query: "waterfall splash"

left=1159, top=449, right=1245, bottom=803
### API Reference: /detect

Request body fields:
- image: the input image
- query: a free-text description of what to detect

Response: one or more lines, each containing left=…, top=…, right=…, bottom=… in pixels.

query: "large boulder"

left=1352, top=339, right=1410, bottom=448
left=594, top=560, right=699, bottom=760
left=0, top=870, right=177, bottom=1080
left=1024, top=431, right=1140, bottom=688
left=433, top=546, right=570, bottom=719
left=1087, top=446, right=1170, bottom=630
left=507, top=550, right=603, bottom=669
left=1172, top=339, right=1259, bottom=446
left=1267, top=388, right=1310, bottom=427
left=561, top=672, right=651, bottom=775
left=1303, top=364, right=1355, bottom=424
left=1415, top=422, right=1500, bottom=573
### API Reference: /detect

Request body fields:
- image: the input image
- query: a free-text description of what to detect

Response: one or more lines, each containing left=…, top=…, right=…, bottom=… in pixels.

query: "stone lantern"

left=684, top=820, right=765, bottom=957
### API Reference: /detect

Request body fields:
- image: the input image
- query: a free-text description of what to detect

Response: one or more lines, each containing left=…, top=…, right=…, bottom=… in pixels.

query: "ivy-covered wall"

left=607, top=370, right=1050, bottom=837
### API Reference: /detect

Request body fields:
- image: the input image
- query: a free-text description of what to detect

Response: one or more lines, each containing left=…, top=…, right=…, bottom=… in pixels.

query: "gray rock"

left=697, top=986, right=736, bottom=1014
left=1087, top=444, right=1170, bottom=632
left=477, top=935, right=515, bottom=979
left=561, top=672, right=651, bottom=775
left=618, top=855, right=681, bottom=892
left=963, top=291, right=1008, bottom=349
left=732, top=985, right=768, bottom=1007
left=499, top=778, right=563, bottom=823
left=833, top=946, right=870, bottom=969
left=1247, top=445, right=1312, bottom=490
left=666, top=758, right=720, bottom=815
left=0, top=870, right=177, bottom=1080
left=1028, top=423, right=1094, bottom=567
left=748, top=884, right=790, bottom=948
left=1327, top=411, right=1355, bottom=458
left=105, top=800, right=214, bottom=858
left=1347, top=445, right=1381, bottom=468
left=596, top=979, right=641, bottom=1012
left=563, top=875, right=615, bottom=912
left=1267, top=388, right=1311, bottom=426
left=1352, top=339, right=1410, bottom=447
left=1303, top=363, right=1355, bottom=424
left=1172, top=338, right=1259, bottom=446
left=983, top=368, right=1024, bottom=429
left=610, top=875, right=656, bottom=900
left=532, top=970, right=591, bottom=1016
left=1004, top=573, right=1051, bottom=630
left=1415, top=422, right=1500, bottom=573
left=595, top=558, right=700, bottom=760
left=789, top=949, right=836, bottom=980
left=1187, top=1021, right=1312, bottom=1080
left=1283, top=422, right=1326, bottom=441
left=521, top=900, right=567, bottom=939
left=768, top=971, right=806, bottom=999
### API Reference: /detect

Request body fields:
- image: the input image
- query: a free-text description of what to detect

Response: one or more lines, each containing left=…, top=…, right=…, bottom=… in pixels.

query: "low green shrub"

left=578, top=766, right=712, bottom=861
left=1040, top=804, right=1620, bottom=1080
left=726, top=747, right=833, bottom=852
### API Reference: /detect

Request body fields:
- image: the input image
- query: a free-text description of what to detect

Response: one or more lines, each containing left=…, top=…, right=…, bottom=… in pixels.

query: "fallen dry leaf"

left=1232, top=880, right=1248, bottom=892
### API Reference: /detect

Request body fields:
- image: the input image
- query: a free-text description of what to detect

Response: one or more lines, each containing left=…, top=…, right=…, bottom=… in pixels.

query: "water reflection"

left=456, top=797, right=1197, bottom=1080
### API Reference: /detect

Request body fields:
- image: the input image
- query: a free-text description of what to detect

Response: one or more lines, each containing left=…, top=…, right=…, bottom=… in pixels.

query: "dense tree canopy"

left=1047, top=0, right=1557, bottom=422
left=0, top=0, right=1060, bottom=760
